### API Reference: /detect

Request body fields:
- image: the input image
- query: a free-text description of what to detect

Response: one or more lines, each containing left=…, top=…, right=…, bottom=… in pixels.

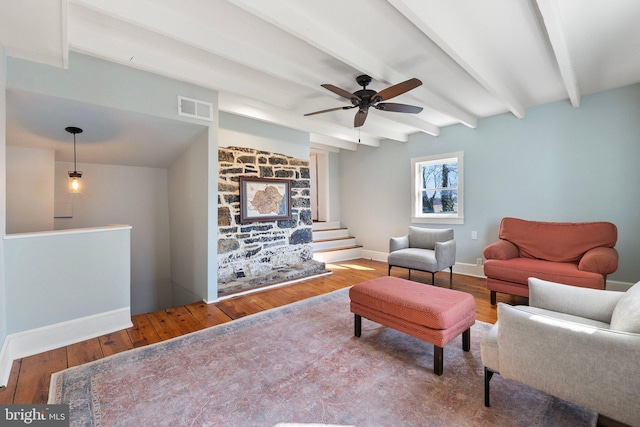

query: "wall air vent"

left=178, top=96, right=213, bottom=122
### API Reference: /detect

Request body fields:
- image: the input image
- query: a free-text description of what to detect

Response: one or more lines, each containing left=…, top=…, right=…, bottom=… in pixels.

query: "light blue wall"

left=339, top=84, right=640, bottom=282
left=7, top=52, right=220, bottom=303
left=219, top=112, right=309, bottom=159
left=4, top=227, right=131, bottom=333
left=7, top=53, right=217, bottom=125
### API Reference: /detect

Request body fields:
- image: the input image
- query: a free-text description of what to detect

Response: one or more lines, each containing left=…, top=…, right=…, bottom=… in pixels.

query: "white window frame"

left=411, top=151, right=464, bottom=224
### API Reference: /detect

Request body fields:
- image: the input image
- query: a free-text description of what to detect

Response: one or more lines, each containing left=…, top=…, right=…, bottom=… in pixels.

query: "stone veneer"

left=218, top=146, right=326, bottom=296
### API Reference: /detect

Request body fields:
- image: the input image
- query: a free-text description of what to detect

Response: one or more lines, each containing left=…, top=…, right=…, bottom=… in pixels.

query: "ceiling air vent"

left=178, top=96, right=213, bottom=122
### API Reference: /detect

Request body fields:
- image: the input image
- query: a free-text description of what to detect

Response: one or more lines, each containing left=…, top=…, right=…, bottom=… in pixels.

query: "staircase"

left=312, top=221, right=363, bottom=263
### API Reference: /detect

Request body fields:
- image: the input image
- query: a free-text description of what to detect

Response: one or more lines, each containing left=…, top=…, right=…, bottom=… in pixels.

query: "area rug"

left=49, top=288, right=596, bottom=427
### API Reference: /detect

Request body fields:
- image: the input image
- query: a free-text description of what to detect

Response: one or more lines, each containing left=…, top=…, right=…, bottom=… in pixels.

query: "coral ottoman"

left=349, top=276, right=476, bottom=375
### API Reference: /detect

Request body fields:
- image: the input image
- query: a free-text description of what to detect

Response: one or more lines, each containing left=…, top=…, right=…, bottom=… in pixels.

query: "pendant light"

left=66, top=126, right=83, bottom=193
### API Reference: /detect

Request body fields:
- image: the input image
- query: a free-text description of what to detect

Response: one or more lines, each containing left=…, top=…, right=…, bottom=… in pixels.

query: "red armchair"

left=483, top=218, right=618, bottom=304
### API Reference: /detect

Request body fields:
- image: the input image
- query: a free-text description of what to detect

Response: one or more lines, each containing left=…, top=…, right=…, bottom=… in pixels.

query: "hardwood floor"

left=0, top=258, right=526, bottom=405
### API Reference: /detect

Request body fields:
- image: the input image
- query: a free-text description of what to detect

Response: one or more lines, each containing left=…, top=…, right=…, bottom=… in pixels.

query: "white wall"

left=168, top=130, right=210, bottom=304
left=3, top=52, right=218, bottom=312
left=54, top=162, right=172, bottom=315
left=4, top=226, right=132, bottom=333
left=219, top=112, right=309, bottom=160
left=328, top=151, right=341, bottom=223
left=0, top=43, right=8, bottom=373
left=6, top=146, right=54, bottom=233
left=1, top=226, right=132, bottom=387
left=339, top=84, right=640, bottom=283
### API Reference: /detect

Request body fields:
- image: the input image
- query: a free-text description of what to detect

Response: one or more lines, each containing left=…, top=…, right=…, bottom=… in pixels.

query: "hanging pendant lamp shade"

left=66, top=126, right=83, bottom=193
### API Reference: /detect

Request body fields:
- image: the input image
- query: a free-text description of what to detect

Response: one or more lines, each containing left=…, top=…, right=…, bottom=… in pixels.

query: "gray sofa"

left=481, top=277, right=640, bottom=426
left=388, top=227, right=456, bottom=285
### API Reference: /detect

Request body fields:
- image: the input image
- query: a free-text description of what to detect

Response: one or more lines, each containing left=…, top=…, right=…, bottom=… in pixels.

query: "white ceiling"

left=1, top=0, right=640, bottom=166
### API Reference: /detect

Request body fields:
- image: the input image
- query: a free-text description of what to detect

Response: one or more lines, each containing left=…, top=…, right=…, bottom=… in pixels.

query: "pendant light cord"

left=73, top=133, right=77, bottom=172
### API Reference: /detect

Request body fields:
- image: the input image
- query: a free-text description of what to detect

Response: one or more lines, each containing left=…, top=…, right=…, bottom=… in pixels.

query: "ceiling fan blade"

left=372, top=78, right=422, bottom=102
left=304, top=105, right=355, bottom=116
left=354, top=108, right=369, bottom=127
left=374, top=103, right=423, bottom=114
left=321, top=84, right=361, bottom=102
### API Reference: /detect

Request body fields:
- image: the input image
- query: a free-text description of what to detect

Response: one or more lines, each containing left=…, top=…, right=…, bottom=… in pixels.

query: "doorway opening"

left=309, top=149, right=330, bottom=222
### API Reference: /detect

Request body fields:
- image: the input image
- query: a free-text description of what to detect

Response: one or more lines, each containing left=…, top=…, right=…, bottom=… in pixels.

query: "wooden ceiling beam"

left=535, top=0, right=581, bottom=107
left=389, top=0, right=526, bottom=119
left=228, top=0, right=477, bottom=129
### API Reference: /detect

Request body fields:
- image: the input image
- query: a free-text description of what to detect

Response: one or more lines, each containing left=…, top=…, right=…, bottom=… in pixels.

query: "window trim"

left=411, top=151, right=464, bottom=225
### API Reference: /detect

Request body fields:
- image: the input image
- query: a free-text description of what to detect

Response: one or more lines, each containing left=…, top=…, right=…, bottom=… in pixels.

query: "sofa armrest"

left=483, top=240, right=519, bottom=260
left=497, top=304, right=640, bottom=426
left=528, top=278, right=623, bottom=323
left=435, top=239, right=456, bottom=269
left=389, top=235, right=409, bottom=253
left=579, top=246, right=618, bottom=275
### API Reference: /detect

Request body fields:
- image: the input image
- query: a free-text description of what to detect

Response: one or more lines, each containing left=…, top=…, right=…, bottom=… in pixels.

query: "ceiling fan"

left=305, top=74, right=423, bottom=127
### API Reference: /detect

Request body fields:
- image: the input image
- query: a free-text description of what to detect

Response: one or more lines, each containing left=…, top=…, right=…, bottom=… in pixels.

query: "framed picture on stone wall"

left=239, top=176, right=292, bottom=223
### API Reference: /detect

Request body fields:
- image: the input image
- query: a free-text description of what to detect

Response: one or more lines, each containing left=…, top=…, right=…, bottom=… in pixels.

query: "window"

left=411, top=152, right=464, bottom=224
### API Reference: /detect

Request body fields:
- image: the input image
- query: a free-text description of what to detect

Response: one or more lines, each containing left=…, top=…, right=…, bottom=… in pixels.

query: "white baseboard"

left=362, top=250, right=387, bottom=263
left=453, top=262, right=486, bottom=278
left=0, top=307, right=132, bottom=388
left=606, top=280, right=634, bottom=292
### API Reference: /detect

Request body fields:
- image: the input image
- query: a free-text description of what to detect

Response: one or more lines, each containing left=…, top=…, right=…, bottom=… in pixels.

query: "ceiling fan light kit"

left=305, top=74, right=423, bottom=127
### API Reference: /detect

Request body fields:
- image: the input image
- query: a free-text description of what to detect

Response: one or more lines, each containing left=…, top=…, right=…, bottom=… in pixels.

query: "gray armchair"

left=387, top=227, right=456, bottom=285
left=481, top=277, right=640, bottom=426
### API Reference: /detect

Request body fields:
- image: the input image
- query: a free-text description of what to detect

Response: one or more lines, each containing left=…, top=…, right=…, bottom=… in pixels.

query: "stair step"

left=312, top=236, right=357, bottom=251
left=312, top=228, right=349, bottom=240
left=312, top=221, right=341, bottom=231
left=313, top=245, right=363, bottom=263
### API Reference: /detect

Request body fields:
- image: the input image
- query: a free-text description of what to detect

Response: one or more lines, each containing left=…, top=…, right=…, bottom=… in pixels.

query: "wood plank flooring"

left=0, top=258, right=525, bottom=405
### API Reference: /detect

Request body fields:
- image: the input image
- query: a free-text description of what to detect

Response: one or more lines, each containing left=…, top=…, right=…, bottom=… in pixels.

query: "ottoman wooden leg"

left=462, top=328, right=471, bottom=352
left=354, top=314, right=362, bottom=337
left=434, top=346, right=444, bottom=376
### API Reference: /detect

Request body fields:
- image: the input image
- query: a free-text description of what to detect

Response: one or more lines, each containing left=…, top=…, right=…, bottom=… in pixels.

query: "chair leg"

left=388, top=265, right=392, bottom=276
left=431, top=272, right=435, bottom=285
left=484, top=367, right=494, bottom=407
left=490, top=291, right=497, bottom=305
left=354, top=314, right=362, bottom=337
left=408, top=269, right=411, bottom=280
left=449, top=266, right=453, bottom=288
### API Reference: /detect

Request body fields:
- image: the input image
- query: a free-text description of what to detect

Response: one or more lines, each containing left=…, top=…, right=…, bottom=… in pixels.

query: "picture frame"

left=239, top=176, right=292, bottom=223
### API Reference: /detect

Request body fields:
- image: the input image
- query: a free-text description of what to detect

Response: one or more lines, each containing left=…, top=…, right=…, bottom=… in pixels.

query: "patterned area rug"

left=49, top=288, right=596, bottom=427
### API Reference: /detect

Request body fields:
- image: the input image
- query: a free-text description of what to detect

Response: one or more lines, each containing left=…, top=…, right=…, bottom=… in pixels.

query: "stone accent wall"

left=218, top=146, right=321, bottom=295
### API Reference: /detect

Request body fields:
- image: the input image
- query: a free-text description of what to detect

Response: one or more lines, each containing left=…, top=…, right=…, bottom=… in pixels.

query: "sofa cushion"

left=408, top=226, right=453, bottom=250
left=499, top=217, right=617, bottom=263
left=528, top=277, right=623, bottom=323
left=610, top=282, right=640, bottom=333
left=349, top=276, right=475, bottom=330
left=516, top=305, right=611, bottom=330
left=387, top=248, right=438, bottom=271
left=483, top=258, right=605, bottom=289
